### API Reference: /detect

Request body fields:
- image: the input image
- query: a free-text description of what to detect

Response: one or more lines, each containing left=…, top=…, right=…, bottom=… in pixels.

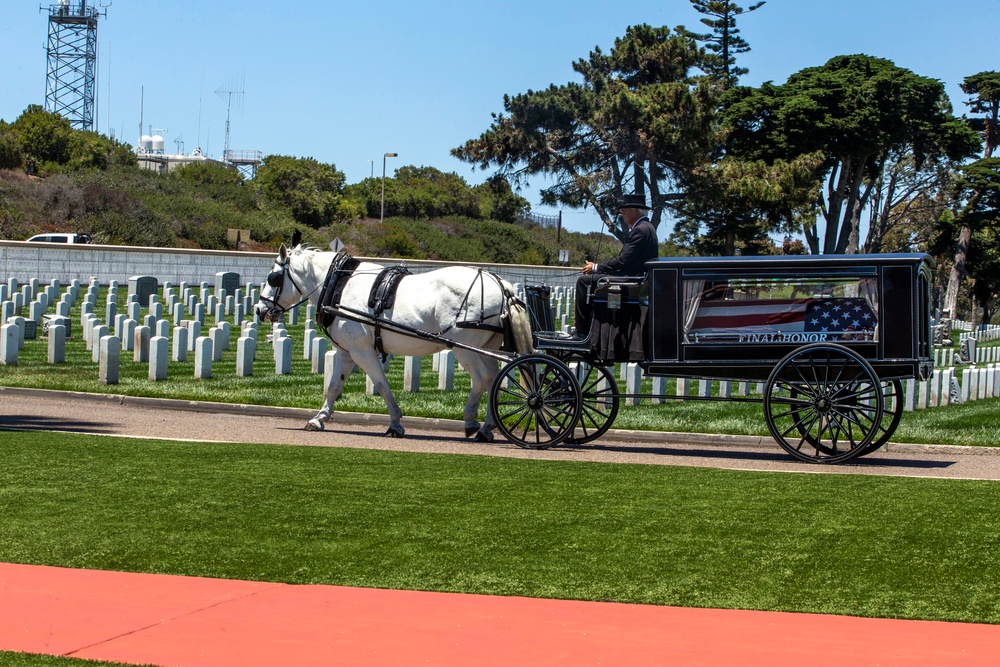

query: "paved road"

left=2, top=387, right=999, bottom=480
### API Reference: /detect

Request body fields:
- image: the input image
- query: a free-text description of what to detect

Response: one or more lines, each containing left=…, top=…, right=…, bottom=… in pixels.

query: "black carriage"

left=490, top=253, right=935, bottom=464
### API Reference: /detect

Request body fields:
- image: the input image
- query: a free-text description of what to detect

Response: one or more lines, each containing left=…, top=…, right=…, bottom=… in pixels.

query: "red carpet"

left=2, top=562, right=998, bottom=666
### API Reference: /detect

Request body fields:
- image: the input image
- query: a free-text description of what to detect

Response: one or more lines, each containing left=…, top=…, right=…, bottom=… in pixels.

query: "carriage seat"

left=589, top=276, right=647, bottom=310
left=523, top=284, right=591, bottom=350
left=531, top=276, right=649, bottom=360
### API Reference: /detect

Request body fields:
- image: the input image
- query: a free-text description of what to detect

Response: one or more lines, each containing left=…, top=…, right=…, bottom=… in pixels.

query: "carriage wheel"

left=489, top=354, right=581, bottom=449
left=563, top=357, right=619, bottom=445
left=788, top=378, right=902, bottom=458
left=764, top=343, right=883, bottom=464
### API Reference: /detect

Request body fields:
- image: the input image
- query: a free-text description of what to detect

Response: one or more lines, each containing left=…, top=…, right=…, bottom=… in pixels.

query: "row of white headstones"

left=2, top=277, right=998, bottom=409
left=0, top=276, right=477, bottom=394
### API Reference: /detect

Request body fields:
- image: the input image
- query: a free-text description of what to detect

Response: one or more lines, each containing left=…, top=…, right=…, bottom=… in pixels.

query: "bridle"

left=257, top=257, right=315, bottom=321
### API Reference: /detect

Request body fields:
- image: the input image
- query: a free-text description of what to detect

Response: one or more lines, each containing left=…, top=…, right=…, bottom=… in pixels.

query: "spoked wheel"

left=764, top=343, right=884, bottom=464
left=788, top=379, right=900, bottom=457
left=489, top=354, right=581, bottom=449
left=799, top=380, right=903, bottom=456
left=562, top=356, right=619, bottom=445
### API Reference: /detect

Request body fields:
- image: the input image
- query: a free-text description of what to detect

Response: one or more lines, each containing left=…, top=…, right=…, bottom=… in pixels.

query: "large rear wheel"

left=764, top=343, right=883, bottom=464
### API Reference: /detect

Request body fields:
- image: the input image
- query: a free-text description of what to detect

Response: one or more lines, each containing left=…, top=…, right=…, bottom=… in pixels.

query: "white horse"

left=254, top=244, right=534, bottom=440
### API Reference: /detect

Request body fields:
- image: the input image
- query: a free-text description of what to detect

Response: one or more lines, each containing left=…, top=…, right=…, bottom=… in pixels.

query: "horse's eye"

left=266, top=272, right=283, bottom=288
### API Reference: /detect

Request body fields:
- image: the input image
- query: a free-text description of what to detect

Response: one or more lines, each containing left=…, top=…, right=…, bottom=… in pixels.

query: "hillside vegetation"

left=0, top=105, right=628, bottom=266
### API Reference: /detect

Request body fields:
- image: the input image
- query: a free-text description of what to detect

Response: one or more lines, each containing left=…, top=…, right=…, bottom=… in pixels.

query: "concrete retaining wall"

left=0, top=241, right=579, bottom=289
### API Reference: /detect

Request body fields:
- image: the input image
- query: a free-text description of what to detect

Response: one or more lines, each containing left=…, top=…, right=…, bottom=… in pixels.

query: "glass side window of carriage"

left=681, top=275, right=879, bottom=343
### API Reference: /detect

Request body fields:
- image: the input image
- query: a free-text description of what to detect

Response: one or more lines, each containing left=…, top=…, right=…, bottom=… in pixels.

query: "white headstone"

left=210, top=327, right=224, bottom=361
left=626, top=363, right=642, bottom=406
left=173, top=326, right=189, bottom=362
left=404, top=356, right=421, bottom=392
left=48, top=324, right=66, bottom=364
left=121, top=319, right=137, bottom=352
left=236, top=336, right=256, bottom=377
left=437, top=350, right=455, bottom=391
left=149, top=336, right=168, bottom=381
left=651, top=376, right=667, bottom=404
left=99, top=335, right=119, bottom=384
left=311, top=337, right=328, bottom=374
left=92, top=324, right=109, bottom=363
left=0, top=323, right=18, bottom=365
left=187, top=320, right=201, bottom=351
left=275, top=336, right=292, bottom=375
left=134, top=325, right=150, bottom=363
left=303, top=329, right=316, bottom=361
left=194, top=336, right=213, bottom=379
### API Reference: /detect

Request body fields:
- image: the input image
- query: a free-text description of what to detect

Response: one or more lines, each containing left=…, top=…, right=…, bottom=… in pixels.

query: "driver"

left=574, top=194, right=658, bottom=339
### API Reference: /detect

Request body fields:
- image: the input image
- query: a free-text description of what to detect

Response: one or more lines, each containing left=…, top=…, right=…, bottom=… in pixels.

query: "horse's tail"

left=507, top=296, right=535, bottom=355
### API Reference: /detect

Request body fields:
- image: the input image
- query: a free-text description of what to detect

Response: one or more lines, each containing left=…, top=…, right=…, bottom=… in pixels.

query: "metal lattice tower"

left=43, top=1, right=108, bottom=131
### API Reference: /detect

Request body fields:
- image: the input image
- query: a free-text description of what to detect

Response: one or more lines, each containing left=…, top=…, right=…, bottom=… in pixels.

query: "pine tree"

left=689, top=1, right=765, bottom=89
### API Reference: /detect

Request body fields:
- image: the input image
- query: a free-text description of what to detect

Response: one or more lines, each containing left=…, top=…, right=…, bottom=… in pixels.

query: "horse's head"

left=255, top=244, right=299, bottom=323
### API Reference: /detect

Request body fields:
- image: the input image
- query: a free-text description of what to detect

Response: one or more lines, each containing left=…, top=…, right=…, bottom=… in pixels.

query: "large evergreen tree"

left=942, top=71, right=1000, bottom=318
left=453, top=24, right=717, bottom=243
left=724, top=55, right=979, bottom=254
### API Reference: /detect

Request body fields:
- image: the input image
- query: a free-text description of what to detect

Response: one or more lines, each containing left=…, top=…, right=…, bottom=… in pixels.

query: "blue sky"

left=3, top=0, right=998, bottom=235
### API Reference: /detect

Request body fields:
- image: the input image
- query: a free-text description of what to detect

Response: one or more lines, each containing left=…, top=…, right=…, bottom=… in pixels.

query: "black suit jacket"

left=597, top=217, right=658, bottom=276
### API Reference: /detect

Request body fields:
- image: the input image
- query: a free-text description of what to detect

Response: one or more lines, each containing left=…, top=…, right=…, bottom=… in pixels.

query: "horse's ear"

left=291, top=229, right=302, bottom=248
left=278, top=244, right=288, bottom=262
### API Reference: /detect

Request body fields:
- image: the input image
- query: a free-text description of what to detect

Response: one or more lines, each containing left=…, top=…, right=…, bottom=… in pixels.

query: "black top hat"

left=619, top=194, right=651, bottom=210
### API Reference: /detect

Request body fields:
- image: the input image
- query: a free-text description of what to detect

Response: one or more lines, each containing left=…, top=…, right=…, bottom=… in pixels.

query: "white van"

left=26, top=233, right=91, bottom=244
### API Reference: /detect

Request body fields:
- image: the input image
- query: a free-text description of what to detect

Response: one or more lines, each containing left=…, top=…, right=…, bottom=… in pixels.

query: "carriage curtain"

left=860, top=277, right=879, bottom=341
left=682, top=279, right=705, bottom=340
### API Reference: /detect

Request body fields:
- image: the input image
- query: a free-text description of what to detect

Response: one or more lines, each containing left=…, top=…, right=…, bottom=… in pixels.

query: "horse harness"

left=308, top=252, right=520, bottom=358
left=316, top=251, right=362, bottom=329
left=366, top=265, right=412, bottom=362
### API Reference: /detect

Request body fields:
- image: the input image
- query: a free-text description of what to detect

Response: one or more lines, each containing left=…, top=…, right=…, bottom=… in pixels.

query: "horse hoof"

left=464, top=424, right=481, bottom=438
left=385, top=426, right=405, bottom=438
left=472, top=431, right=494, bottom=443
left=305, top=420, right=325, bottom=432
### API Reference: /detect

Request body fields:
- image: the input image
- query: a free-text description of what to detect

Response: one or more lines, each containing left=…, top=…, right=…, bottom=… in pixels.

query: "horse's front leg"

left=305, top=347, right=356, bottom=431
left=354, top=349, right=405, bottom=437
left=456, top=350, right=500, bottom=442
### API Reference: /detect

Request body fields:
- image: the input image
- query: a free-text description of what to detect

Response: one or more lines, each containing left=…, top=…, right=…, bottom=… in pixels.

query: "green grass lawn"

left=2, top=430, right=1000, bottom=624
left=2, top=286, right=999, bottom=446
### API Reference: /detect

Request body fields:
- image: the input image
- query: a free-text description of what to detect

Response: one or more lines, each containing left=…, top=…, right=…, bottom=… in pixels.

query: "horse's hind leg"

left=306, top=347, right=356, bottom=431
left=353, top=348, right=406, bottom=437
left=455, top=349, right=500, bottom=442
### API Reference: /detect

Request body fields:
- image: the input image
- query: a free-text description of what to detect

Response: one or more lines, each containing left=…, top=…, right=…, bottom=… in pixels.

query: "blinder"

left=258, top=260, right=301, bottom=321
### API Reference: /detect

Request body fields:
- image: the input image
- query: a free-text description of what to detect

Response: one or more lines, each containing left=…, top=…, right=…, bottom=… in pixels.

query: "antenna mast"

left=215, top=71, right=245, bottom=163
left=41, top=0, right=112, bottom=131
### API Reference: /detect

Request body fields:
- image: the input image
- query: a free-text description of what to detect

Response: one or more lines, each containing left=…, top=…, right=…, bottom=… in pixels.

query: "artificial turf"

left=1, top=430, right=998, bottom=624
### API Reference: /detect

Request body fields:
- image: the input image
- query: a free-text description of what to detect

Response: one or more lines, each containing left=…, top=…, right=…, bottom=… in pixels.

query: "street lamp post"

left=381, top=152, right=398, bottom=223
